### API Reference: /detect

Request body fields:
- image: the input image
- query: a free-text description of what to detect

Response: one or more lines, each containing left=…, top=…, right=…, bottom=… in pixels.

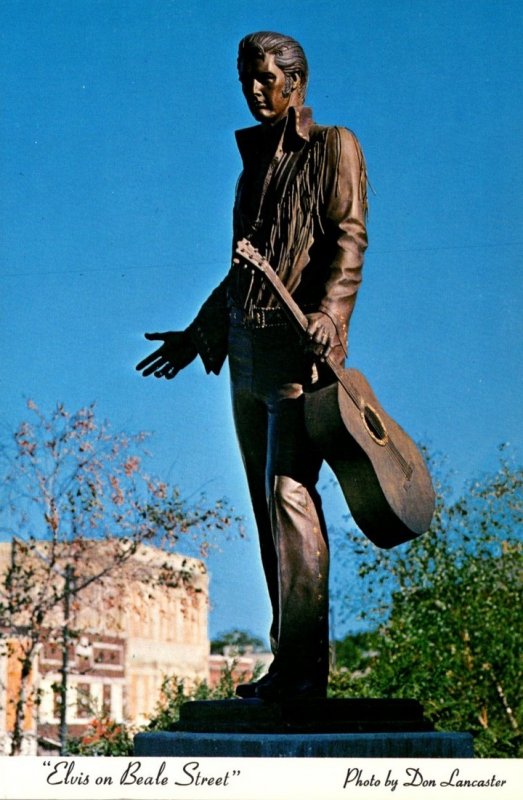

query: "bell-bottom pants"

left=228, top=319, right=331, bottom=688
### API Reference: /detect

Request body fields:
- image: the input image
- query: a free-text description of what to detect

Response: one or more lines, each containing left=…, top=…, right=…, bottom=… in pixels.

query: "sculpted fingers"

left=136, top=333, right=168, bottom=373
left=154, top=361, right=181, bottom=379
left=153, top=360, right=178, bottom=379
left=136, top=348, right=164, bottom=372
left=322, top=339, right=333, bottom=359
left=306, top=317, right=321, bottom=338
left=136, top=329, right=196, bottom=379
left=138, top=356, right=178, bottom=379
left=140, top=356, right=167, bottom=377
left=163, top=365, right=180, bottom=380
left=306, top=313, right=338, bottom=359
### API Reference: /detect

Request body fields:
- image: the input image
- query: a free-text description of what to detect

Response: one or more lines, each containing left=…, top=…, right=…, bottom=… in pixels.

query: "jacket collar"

left=287, top=105, right=314, bottom=141
left=235, top=106, right=314, bottom=164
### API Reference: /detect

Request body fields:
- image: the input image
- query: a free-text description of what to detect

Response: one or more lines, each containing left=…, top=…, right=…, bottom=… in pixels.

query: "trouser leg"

left=267, top=395, right=330, bottom=689
left=231, top=388, right=280, bottom=654
left=229, top=322, right=330, bottom=696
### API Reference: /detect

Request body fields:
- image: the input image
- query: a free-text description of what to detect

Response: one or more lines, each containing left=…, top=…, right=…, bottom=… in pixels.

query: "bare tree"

left=0, top=400, right=242, bottom=755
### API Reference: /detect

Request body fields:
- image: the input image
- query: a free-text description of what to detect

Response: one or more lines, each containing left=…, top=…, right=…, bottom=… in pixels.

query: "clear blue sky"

left=1, top=0, right=522, bottom=642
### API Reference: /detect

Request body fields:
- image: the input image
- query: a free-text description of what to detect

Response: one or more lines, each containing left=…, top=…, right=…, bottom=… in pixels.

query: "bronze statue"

left=136, top=31, right=368, bottom=701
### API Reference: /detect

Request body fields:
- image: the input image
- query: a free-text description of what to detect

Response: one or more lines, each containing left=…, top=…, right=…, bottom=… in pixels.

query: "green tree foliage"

left=146, top=662, right=256, bottom=731
left=331, top=448, right=522, bottom=757
left=210, top=628, right=268, bottom=655
left=332, top=630, right=380, bottom=673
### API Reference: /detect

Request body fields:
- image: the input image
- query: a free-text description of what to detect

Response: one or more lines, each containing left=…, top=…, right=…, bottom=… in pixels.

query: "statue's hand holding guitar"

left=136, top=331, right=197, bottom=379
left=305, top=312, right=339, bottom=359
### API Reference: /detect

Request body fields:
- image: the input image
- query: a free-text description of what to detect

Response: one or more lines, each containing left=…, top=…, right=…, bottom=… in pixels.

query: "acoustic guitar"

left=234, top=238, right=435, bottom=548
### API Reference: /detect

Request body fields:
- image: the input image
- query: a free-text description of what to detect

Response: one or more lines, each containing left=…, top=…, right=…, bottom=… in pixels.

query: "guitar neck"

left=235, top=240, right=344, bottom=382
left=258, top=265, right=309, bottom=334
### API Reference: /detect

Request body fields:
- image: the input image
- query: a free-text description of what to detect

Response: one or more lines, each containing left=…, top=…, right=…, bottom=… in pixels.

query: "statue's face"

left=239, top=52, right=299, bottom=125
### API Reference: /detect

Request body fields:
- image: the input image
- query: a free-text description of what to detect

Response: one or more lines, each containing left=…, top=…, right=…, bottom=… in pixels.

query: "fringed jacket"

left=188, top=106, right=368, bottom=375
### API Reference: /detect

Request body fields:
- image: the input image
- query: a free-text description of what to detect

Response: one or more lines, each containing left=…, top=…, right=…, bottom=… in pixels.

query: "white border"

left=1, top=757, right=522, bottom=800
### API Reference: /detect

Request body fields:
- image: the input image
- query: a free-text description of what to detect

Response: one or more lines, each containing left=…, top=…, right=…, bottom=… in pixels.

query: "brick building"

left=0, top=541, right=209, bottom=754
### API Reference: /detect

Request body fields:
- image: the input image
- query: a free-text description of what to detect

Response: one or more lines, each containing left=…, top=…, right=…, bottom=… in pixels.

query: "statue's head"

left=238, top=31, right=309, bottom=104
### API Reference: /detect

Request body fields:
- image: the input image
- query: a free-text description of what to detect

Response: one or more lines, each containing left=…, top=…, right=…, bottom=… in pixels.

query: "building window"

left=52, top=684, right=62, bottom=720
left=102, top=683, right=112, bottom=716
left=76, top=683, right=92, bottom=719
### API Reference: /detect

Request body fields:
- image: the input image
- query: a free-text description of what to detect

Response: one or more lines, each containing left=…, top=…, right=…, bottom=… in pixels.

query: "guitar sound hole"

left=363, top=405, right=387, bottom=442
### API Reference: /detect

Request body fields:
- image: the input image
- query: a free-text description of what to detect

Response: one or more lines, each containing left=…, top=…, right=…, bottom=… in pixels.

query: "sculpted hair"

left=238, top=31, right=309, bottom=101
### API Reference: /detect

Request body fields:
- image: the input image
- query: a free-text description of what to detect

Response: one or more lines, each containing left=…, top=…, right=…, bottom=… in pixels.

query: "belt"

left=229, top=306, right=290, bottom=329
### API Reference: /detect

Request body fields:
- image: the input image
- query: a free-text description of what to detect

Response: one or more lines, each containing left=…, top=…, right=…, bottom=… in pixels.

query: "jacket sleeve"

left=186, top=275, right=230, bottom=375
left=318, top=127, right=368, bottom=342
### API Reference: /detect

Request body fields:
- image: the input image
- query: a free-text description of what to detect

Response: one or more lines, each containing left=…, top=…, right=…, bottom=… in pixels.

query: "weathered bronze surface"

left=136, top=31, right=431, bottom=701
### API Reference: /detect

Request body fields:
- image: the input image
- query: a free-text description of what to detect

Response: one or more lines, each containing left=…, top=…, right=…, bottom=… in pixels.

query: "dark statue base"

left=134, top=699, right=474, bottom=758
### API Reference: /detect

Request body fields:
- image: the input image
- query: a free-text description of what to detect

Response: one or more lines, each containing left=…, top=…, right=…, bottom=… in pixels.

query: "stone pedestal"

left=134, top=698, right=474, bottom=758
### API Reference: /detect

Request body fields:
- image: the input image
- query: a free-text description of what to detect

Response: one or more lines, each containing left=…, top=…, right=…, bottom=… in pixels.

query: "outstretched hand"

left=135, top=331, right=197, bottom=379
